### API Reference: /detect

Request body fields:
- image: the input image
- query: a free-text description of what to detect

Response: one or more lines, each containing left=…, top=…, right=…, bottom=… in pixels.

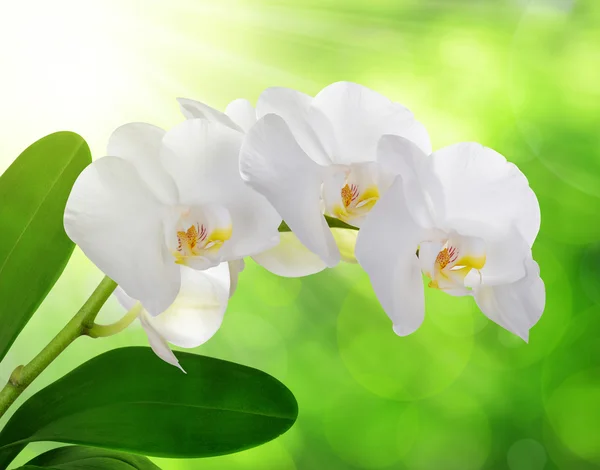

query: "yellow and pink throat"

left=333, top=182, right=380, bottom=223
left=171, top=206, right=233, bottom=267
left=423, top=238, right=486, bottom=294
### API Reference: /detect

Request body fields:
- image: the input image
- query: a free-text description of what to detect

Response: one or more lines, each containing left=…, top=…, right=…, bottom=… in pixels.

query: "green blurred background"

left=0, top=0, right=599, bottom=468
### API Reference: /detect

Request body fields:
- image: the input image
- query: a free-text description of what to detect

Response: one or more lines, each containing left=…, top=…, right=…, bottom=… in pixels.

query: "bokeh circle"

left=338, top=280, right=475, bottom=401
left=507, top=439, right=547, bottom=470
left=403, top=391, right=491, bottom=470
left=545, top=367, right=600, bottom=465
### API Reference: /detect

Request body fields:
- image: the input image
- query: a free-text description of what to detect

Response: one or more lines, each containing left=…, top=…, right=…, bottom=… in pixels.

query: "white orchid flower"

left=355, top=137, right=545, bottom=341
left=64, top=119, right=280, bottom=318
left=235, top=81, right=431, bottom=269
left=177, top=88, right=379, bottom=276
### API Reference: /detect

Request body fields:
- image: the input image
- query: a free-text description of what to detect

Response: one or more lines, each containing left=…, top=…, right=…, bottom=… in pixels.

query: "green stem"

left=87, top=303, right=142, bottom=338
left=0, top=276, right=117, bottom=420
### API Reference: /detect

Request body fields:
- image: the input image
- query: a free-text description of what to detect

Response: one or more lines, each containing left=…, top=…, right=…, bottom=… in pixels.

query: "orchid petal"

left=428, top=142, right=540, bottom=247
left=376, top=134, right=439, bottom=228
left=474, top=258, right=545, bottom=341
left=116, top=264, right=230, bottom=370
left=355, top=177, right=425, bottom=336
left=228, top=259, right=245, bottom=297
left=177, top=97, right=241, bottom=131
left=139, top=311, right=185, bottom=373
left=252, top=232, right=327, bottom=277
left=418, top=241, right=444, bottom=279
left=256, top=87, right=333, bottom=165
left=225, top=98, right=257, bottom=133
left=464, top=227, right=530, bottom=287
left=143, top=263, right=230, bottom=346
left=312, top=82, right=431, bottom=164
left=64, top=156, right=180, bottom=316
left=240, top=114, right=340, bottom=267
left=107, top=122, right=179, bottom=205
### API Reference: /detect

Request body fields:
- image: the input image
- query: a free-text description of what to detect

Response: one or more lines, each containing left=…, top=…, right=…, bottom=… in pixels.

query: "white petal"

left=428, top=142, right=540, bottom=247
left=240, top=114, right=340, bottom=267
left=322, top=162, right=391, bottom=228
left=474, top=258, right=545, bottom=341
left=225, top=197, right=281, bottom=261
left=256, top=87, right=334, bottom=165
left=107, top=123, right=179, bottom=205
left=144, top=263, right=230, bottom=346
left=139, top=311, right=185, bottom=372
left=228, top=259, right=245, bottom=297
left=252, top=232, right=327, bottom=277
left=312, top=82, right=432, bottom=164
left=355, top=177, right=425, bottom=335
left=161, top=119, right=281, bottom=259
left=321, top=167, right=347, bottom=214
left=225, top=98, right=257, bottom=133
left=64, top=157, right=180, bottom=315
left=376, top=135, right=439, bottom=229
left=177, top=97, right=241, bottom=131
left=466, top=228, right=530, bottom=287
left=447, top=232, right=487, bottom=269
left=418, top=241, right=444, bottom=279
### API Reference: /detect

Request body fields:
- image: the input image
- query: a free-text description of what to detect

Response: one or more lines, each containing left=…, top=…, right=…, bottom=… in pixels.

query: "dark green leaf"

left=0, top=347, right=297, bottom=465
left=18, top=446, right=160, bottom=470
left=0, top=132, right=91, bottom=361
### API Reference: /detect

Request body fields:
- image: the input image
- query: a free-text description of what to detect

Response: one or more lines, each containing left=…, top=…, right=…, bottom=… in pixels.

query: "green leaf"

left=0, top=347, right=297, bottom=466
left=278, top=215, right=358, bottom=232
left=0, top=132, right=91, bottom=361
left=18, top=446, right=160, bottom=470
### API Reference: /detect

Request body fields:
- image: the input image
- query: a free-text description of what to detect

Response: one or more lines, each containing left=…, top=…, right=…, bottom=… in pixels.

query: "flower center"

left=177, top=223, right=205, bottom=254
left=170, top=205, right=232, bottom=269
left=435, top=246, right=457, bottom=270
left=420, top=236, right=486, bottom=295
left=341, top=183, right=359, bottom=208
left=322, top=163, right=386, bottom=227
left=332, top=181, right=379, bottom=223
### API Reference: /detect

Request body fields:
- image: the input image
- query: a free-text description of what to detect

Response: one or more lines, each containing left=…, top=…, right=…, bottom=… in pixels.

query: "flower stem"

left=87, top=303, right=142, bottom=338
left=0, top=276, right=117, bottom=420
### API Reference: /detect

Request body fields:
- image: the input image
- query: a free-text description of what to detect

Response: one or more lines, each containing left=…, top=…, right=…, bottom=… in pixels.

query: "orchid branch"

left=0, top=276, right=117, bottom=419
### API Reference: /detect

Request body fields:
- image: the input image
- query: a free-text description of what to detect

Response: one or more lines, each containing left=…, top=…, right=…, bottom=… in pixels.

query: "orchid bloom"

left=355, top=137, right=545, bottom=340
left=178, top=81, right=430, bottom=275
left=64, top=120, right=279, bottom=335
